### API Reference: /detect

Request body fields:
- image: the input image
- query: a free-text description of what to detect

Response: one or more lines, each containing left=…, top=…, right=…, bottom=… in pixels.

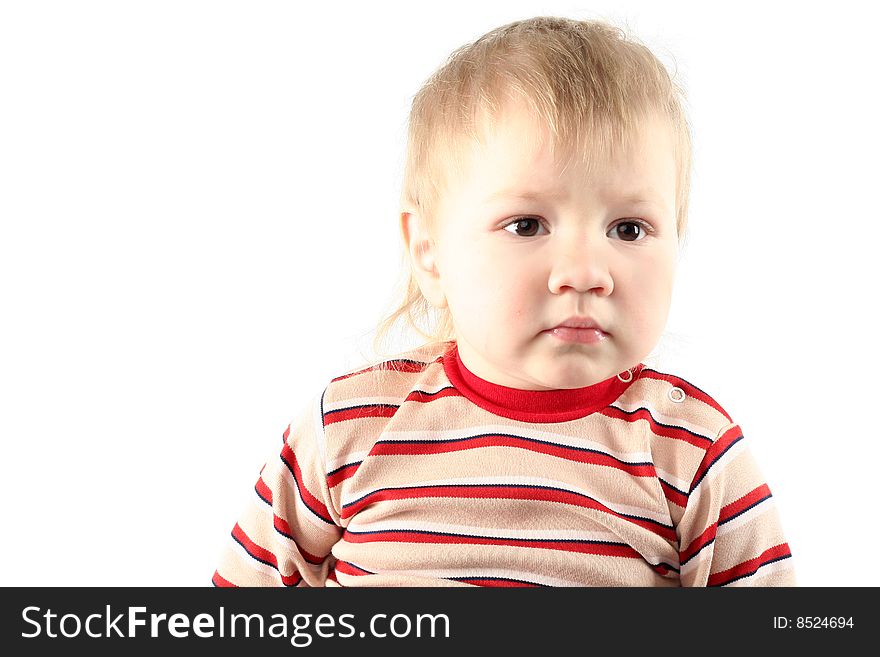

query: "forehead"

left=448, top=102, right=677, bottom=209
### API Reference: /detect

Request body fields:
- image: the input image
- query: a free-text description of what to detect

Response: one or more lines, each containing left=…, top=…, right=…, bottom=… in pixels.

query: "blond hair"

left=370, top=16, right=692, bottom=362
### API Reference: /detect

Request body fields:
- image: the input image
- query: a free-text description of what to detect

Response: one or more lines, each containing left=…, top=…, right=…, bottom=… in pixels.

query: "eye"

left=608, top=219, right=651, bottom=242
left=502, top=217, right=546, bottom=237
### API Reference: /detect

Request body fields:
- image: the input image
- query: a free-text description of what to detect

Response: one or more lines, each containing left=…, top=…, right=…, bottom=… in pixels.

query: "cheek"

left=619, top=253, right=676, bottom=316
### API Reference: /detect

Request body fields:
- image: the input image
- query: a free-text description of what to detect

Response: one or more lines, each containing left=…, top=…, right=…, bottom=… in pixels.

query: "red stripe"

left=680, top=523, right=718, bottom=564
left=231, top=524, right=305, bottom=584
left=280, top=443, right=334, bottom=523
left=602, top=406, right=712, bottom=448
left=331, top=358, right=431, bottom=383
left=324, top=405, right=398, bottom=426
left=659, top=479, right=689, bottom=508
left=690, top=425, right=742, bottom=492
left=341, top=485, right=676, bottom=542
left=255, top=476, right=273, bottom=504
left=679, top=484, right=773, bottom=565
left=458, top=578, right=539, bottom=588
left=232, top=523, right=278, bottom=569
left=334, top=561, right=372, bottom=577
left=281, top=571, right=303, bottom=587
left=343, top=529, right=642, bottom=558
left=404, top=388, right=461, bottom=403
left=212, top=571, right=237, bottom=587
left=638, top=369, right=732, bottom=422
left=720, top=484, right=772, bottom=524
left=707, top=543, right=792, bottom=586
left=268, top=516, right=324, bottom=565
left=371, top=435, right=655, bottom=477
left=273, top=514, right=293, bottom=538
left=327, top=462, right=360, bottom=488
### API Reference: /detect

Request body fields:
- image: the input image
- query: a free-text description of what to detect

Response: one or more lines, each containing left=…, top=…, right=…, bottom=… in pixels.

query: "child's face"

left=407, top=102, right=679, bottom=390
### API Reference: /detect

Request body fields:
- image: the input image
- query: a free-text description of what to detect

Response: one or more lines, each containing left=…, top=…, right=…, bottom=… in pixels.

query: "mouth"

left=545, top=326, right=608, bottom=344
left=543, top=316, right=608, bottom=344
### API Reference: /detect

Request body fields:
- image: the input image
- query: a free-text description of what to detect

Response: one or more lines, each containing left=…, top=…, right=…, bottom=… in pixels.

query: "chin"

left=550, top=367, right=609, bottom=390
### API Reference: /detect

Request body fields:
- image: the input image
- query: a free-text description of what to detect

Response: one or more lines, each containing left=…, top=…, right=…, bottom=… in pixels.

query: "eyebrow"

left=484, top=189, right=564, bottom=203
left=484, top=188, right=663, bottom=206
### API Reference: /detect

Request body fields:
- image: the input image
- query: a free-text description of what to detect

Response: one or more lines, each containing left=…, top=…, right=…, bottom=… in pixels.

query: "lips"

left=542, top=316, right=608, bottom=344
left=546, top=326, right=607, bottom=344
left=551, top=316, right=606, bottom=332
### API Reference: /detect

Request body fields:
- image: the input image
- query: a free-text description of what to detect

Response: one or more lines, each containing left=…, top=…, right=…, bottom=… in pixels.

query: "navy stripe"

left=720, top=492, right=772, bottom=526
left=346, top=527, right=631, bottom=548
left=409, top=386, right=456, bottom=398
left=659, top=478, right=689, bottom=498
left=274, top=525, right=294, bottom=542
left=709, top=553, right=792, bottom=587
left=254, top=482, right=271, bottom=506
left=640, top=367, right=712, bottom=397
left=450, top=576, right=550, bottom=587
left=680, top=537, right=715, bottom=566
left=323, top=402, right=400, bottom=419
left=342, top=483, right=674, bottom=533
left=328, top=460, right=364, bottom=477
left=611, top=405, right=714, bottom=446
left=690, top=434, right=744, bottom=493
left=380, top=357, right=432, bottom=369
left=230, top=531, right=278, bottom=572
left=339, top=560, right=375, bottom=575
left=280, top=450, right=336, bottom=525
left=653, top=561, right=680, bottom=574
left=375, top=432, right=654, bottom=468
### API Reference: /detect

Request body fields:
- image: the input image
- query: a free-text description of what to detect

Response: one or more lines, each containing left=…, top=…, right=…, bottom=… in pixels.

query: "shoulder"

left=322, top=341, right=452, bottom=409
left=618, top=365, right=744, bottom=500
left=315, top=341, right=454, bottom=449
left=622, top=365, right=737, bottom=444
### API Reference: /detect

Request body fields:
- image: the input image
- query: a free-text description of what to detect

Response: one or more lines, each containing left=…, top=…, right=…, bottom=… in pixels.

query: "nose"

left=547, top=237, right=614, bottom=296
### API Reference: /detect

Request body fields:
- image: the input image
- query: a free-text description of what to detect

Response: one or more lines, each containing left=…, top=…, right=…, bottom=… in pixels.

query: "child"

left=213, top=16, right=795, bottom=587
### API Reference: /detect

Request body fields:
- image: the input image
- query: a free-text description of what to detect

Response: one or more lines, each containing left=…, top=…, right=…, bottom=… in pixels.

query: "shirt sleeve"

left=677, top=423, right=796, bottom=586
left=212, top=392, right=343, bottom=587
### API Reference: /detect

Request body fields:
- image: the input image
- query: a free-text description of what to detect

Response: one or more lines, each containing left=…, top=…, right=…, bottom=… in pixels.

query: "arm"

left=677, top=424, right=795, bottom=586
left=212, top=393, right=343, bottom=587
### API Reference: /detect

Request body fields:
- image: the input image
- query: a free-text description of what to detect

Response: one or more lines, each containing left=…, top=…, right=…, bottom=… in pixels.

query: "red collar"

left=441, top=342, right=641, bottom=423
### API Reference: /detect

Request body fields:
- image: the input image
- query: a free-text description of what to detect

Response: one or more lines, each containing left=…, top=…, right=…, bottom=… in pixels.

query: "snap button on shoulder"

left=668, top=387, right=685, bottom=403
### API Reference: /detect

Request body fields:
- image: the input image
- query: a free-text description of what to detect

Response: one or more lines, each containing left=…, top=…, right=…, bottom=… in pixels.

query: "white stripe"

left=409, top=382, right=454, bottom=395
left=345, top=518, right=622, bottom=543
left=322, top=396, right=402, bottom=413
left=686, top=438, right=748, bottom=509
left=252, top=500, right=338, bottom=550
left=326, top=450, right=370, bottom=474
left=680, top=497, right=778, bottom=578
left=278, top=464, right=341, bottom=536
left=378, top=425, right=654, bottom=463
left=610, top=399, right=716, bottom=439
left=345, top=566, right=586, bottom=588
left=716, top=497, right=775, bottom=538
left=230, top=539, right=280, bottom=578
left=343, top=475, right=672, bottom=526
left=642, top=554, right=680, bottom=569
left=680, top=541, right=713, bottom=575
left=654, top=466, right=690, bottom=494
left=719, top=553, right=794, bottom=586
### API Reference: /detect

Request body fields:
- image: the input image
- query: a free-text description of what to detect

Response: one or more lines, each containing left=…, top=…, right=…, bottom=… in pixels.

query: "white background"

left=2, top=0, right=877, bottom=587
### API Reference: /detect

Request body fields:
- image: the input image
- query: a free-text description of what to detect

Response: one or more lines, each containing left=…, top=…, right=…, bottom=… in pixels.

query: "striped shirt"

left=213, top=341, right=795, bottom=587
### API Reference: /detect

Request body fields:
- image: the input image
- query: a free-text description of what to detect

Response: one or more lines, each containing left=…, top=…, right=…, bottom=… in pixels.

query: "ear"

left=400, top=210, right=448, bottom=309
